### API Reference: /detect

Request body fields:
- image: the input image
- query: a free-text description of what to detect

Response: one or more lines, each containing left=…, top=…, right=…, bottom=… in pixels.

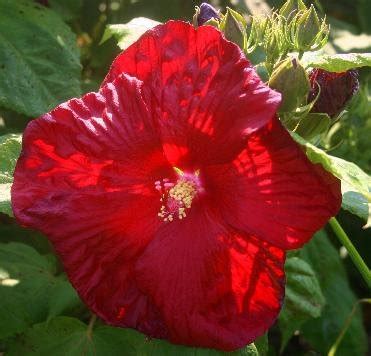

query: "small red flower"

left=12, top=21, right=341, bottom=351
left=308, top=68, right=359, bottom=118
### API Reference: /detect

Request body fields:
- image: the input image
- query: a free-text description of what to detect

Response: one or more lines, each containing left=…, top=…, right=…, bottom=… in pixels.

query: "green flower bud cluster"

left=194, top=0, right=329, bottom=85
left=193, top=1, right=329, bottom=76
left=261, top=13, right=289, bottom=73
left=262, top=1, right=329, bottom=72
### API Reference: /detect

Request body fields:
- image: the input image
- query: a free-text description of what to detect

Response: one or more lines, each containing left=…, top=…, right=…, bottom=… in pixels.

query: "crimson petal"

left=11, top=74, right=173, bottom=332
left=135, top=205, right=285, bottom=351
left=13, top=73, right=168, bottom=229
left=207, top=117, right=341, bottom=250
left=103, top=21, right=281, bottom=166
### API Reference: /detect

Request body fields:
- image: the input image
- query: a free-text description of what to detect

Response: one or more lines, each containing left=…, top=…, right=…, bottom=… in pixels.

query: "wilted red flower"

left=308, top=68, right=359, bottom=118
left=12, top=21, right=341, bottom=351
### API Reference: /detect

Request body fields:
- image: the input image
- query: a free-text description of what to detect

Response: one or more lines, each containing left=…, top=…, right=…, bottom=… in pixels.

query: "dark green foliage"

left=0, top=0, right=81, bottom=117
left=0, top=243, right=82, bottom=339
left=278, top=256, right=325, bottom=350
left=299, top=231, right=367, bottom=355
left=5, top=317, right=260, bottom=356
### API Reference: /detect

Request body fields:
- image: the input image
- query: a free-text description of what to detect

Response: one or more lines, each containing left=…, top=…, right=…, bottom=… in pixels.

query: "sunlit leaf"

left=101, top=17, right=161, bottom=50
left=293, top=133, right=371, bottom=226
left=0, top=134, right=21, bottom=216
left=303, top=52, right=371, bottom=71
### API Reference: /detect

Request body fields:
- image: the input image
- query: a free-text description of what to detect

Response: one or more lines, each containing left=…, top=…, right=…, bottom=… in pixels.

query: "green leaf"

left=0, top=279, right=30, bottom=341
left=48, top=0, right=82, bottom=21
left=294, top=113, right=331, bottom=142
left=0, top=134, right=22, bottom=216
left=278, top=257, right=325, bottom=351
left=47, top=275, right=84, bottom=320
left=6, top=316, right=259, bottom=356
left=0, top=243, right=82, bottom=339
left=292, top=133, right=371, bottom=226
left=0, top=0, right=81, bottom=117
left=283, top=112, right=331, bottom=142
left=298, top=231, right=367, bottom=355
left=253, top=334, right=268, bottom=356
left=101, top=18, right=161, bottom=50
left=341, top=182, right=369, bottom=224
left=0, top=134, right=21, bottom=184
left=303, top=52, right=371, bottom=71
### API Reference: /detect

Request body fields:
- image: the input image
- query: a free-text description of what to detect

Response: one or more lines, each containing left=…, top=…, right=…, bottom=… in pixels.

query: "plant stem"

left=87, top=314, right=97, bottom=339
left=329, top=217, right=371, bottom=288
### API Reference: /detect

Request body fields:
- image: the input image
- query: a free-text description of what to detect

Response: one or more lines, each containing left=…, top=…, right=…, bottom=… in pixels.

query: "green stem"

left=86, top=314, right=97, bottom=339
left=329, top=217, right=371, bottom=288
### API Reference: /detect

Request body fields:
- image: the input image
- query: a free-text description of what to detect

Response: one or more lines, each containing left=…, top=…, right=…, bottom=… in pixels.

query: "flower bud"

left=279, top=0, right=306, bottom=19
left=269, top=57, right=310, bottom=112
left=221, top=8, right=247, bottom=49
left=193, top=3, right=220, bottom=27
left=308, top=68, right=359, bottom=118
left=264, top=33, right=281, bottom=74
left=294, top=5, right=329, bottom=52
left=249, top=15, right=269, bottom=46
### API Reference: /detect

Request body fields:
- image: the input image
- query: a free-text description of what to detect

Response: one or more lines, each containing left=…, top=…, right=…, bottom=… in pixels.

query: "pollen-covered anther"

left=155, top=169, right=201, bottom=222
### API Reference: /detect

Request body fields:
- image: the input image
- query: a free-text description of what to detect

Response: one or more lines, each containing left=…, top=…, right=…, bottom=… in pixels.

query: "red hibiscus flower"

left=11, top=21, right=341, bottom=351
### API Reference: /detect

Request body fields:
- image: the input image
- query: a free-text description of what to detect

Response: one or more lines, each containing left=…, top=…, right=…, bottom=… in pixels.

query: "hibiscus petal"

left=103, top=21, right=281, bottom=166
left=135, top=205, right=285, bottom=351
left=206, top=117, right=341, bottom=250
left=11, top=74, right=173, bottom=334
left=13, top=73, right=170, bottom=202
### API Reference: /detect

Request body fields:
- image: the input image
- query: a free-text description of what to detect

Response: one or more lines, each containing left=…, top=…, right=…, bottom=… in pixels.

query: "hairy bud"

left=222, top=8, right=247, bottom=49
left=293, top=5, right=329, bottom=52
left=269, top=58, right=310, bottom=112
left=279, top=0, right=306, bottom=19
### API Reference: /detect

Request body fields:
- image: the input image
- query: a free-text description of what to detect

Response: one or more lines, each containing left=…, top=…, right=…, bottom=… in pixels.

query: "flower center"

left=155, top=168, right=203, bottom=222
